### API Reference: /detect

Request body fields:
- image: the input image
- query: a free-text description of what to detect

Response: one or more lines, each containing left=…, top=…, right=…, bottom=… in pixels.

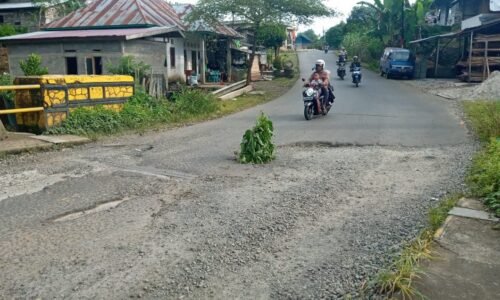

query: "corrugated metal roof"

left=172, top=3, right=242, bottom=38
left=0, top=2, right=37, bottom=10
left=0, top=26, right=180, bottom=42
left=46, top=0, right=185, bottom=30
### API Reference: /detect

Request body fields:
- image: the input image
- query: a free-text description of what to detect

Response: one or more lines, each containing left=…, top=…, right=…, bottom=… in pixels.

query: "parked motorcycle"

left=337, top=61, right=346, bottom=80
left=351, top=67, right=362, bottom=87
left=301, top=79, right=331, bottom=121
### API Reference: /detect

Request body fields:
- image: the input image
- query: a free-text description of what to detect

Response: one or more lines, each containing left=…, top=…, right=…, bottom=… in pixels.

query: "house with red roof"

left=0, top=0, right=243, bottom=86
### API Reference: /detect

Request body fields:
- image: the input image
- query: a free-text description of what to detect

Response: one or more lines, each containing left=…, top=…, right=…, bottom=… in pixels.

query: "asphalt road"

left=0, top=50, right=473, bottom=299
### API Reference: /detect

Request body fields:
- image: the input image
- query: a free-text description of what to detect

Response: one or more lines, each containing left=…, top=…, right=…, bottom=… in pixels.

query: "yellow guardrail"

left=0, top=107, right=44, bottom=115
left=1, top=76, right=134, bottom=130
left=0, top=85, right=41, bottom=91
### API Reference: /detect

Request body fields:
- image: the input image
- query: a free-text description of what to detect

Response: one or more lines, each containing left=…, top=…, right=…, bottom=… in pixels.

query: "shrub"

left=171, top=88, right=218, bottom=118
left=239, top=113, right=275, bottom=164
left=463, top=101, right=500, bottom=142
left=273, top=57, right=283, bottom=70
left=467, top=138, right=500, bottom=197
left=107, top=56, right=151, bottom=81
left=19, top=54, right=49, bottom=76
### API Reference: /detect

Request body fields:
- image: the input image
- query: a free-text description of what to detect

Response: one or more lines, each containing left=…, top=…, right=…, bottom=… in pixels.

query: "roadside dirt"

left=405, top=71, right=500, bottom=101
left=0, top=143, right=473, bottom=299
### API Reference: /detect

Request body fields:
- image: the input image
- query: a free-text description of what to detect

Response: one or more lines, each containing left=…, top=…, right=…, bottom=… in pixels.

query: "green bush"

left=19, top=54, right=49, bottom=76
left=463, top=101, right=500, bottom=142
left=239, top=113, right=275, bottom=164
left=342, top=32, right=383, bottom=67
left=273, top=57, right=283, bottom=70
left=48, top=88, right=221, bottom=136
left=107, top=56, right=151, bottom=81
left=171, top=88, right=218, bottom=118
left=467, top=138, right=500, bottom=197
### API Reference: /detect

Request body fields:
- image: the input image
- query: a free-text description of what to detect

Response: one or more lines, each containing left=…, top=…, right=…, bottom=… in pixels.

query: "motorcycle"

left=351, top=67, right=362, bottom=87
left=336, top=61, right=346, bottom=80
left=301, top=79, right=331, bottom=121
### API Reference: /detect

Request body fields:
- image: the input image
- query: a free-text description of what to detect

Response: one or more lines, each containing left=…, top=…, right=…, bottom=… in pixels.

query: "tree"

left=325, top=23, right=346, bottom=49
left=189, top=0, right=333, bottom=85
left=257, top=23, right=287, bottom=58
left=301, top=29, right=319, bottom=42
left=32, top=0, right=85, bottom=28
left=19, top=54, right=49, bottom=76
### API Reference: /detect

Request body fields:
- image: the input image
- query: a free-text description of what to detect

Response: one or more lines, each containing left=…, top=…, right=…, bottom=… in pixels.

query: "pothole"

left=279, top=141, right=383, bottom=148
left=52, top=198, right=127, bottom=222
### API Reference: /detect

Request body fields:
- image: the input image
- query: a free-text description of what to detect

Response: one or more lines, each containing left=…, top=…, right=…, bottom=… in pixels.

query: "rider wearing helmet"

left=350, top=56, right=361, bottom=71
left=308, top=59, right=332, bottom=113
left=339, top=47, right=348, bottom=62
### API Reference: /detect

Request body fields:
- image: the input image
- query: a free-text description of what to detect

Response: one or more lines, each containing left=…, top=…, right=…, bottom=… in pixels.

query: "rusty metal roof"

left=46, top=0, right=185, bottom=30
left=0, top=27, right=182, bottom=42
left=172, top=3, right=242, bottom=38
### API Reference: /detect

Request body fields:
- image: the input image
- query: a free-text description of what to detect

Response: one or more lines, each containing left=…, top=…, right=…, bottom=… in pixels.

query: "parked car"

left=379, top=47, right=415, bottom=79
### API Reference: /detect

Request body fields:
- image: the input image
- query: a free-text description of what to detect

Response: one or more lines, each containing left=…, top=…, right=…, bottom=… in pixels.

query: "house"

left=0, top=0, right=187, bottom=86
left=0, top=0, right=62, bottom=32
left=172, top=3, right=243, bottom=83
left=411, top=0, right=500, bottom=81
left=295, top=33, right=313, bottom=49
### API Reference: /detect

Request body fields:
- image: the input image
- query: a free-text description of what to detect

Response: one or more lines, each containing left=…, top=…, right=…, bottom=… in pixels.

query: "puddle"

left=53, top=199, right=126, bottom=222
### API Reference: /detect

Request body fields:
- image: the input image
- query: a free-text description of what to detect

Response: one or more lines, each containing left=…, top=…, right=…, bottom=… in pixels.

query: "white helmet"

left=315, top=59, right=325, bottom=68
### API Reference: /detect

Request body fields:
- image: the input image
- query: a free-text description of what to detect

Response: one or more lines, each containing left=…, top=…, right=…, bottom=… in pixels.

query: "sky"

left=172, top=0, right=376, bottom=35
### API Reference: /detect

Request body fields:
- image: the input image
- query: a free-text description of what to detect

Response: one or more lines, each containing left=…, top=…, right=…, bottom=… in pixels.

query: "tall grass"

left=464, top=100, right=500, bottom=217
left=48, top=88, right=217, bottom=138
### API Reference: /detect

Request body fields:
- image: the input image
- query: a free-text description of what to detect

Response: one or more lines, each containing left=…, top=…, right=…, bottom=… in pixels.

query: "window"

left=0, top=16, right=4, bottom=24
left=94, top=57, right=102, bottom=75
left=66, top=57, right=78, bottom=74
left=85, top=57, right=103, bottom=75
left=170, top=47, right=175, bottom=68
left=86, top=58, right=94, bottom=75
left=14, top=21, right=21, bottom=26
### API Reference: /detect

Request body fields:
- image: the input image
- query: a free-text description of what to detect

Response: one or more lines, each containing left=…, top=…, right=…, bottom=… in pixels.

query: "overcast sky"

left=172, top=0, right=376, bottom=35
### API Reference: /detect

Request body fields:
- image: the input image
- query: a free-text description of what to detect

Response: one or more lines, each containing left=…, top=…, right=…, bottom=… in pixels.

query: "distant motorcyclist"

left=350, top=56, right=361, bottom=71
left=338, top=47, right=348, bottom=62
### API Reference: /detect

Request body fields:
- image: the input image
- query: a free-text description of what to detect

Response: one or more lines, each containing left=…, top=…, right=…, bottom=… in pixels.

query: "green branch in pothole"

left=238, top=113, right=275, bottom=164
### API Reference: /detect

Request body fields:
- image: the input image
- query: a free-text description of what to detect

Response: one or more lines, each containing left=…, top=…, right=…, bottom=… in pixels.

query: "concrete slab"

left=457, top=197, right=485, bottom=211
left=449, top=207, right=499, bottom=222
left=417, top=216, right=500, bottom=299
left=0, top=134, right=52, bottom=154
left=218, top=85, right=254, bottom=101
left=30, top=134, right=90, bottom=145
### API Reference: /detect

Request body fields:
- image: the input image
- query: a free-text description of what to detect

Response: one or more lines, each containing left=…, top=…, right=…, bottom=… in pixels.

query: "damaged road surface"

left=0, top=51, right=473, bottom=299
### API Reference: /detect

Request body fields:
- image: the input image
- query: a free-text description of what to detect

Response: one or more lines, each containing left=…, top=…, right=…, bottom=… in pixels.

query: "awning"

left=409, top=31, right=462, bottom=44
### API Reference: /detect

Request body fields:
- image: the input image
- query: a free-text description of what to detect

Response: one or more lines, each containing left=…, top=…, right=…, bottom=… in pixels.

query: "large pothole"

left=52, top=198, right=127, bottom=222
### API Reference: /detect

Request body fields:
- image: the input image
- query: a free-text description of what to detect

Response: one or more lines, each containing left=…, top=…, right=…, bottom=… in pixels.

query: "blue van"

left=379, top=47, right=415, bottom=79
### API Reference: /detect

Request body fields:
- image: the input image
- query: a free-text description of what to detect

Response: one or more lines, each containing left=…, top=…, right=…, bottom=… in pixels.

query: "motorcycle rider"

left=350, top=56, right=362, bottom=84
left=308, top=59, right=332, bottom=112
left=338, top=47, right=348, bottom=62
left=350, top=55, right=361, bottom=71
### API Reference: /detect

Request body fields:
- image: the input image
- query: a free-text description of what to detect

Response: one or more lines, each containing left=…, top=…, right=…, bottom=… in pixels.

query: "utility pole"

left=401, top=0, right=405, bottom=47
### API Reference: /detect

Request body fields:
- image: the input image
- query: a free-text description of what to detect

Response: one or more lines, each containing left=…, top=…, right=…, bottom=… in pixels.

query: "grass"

left=373, top=194, right=462, bottom=300
left=47, top=52, right=299, bottom=139
left=463, top=101, right=500, bottom=142
left=463, top=100, right=500, bottom=217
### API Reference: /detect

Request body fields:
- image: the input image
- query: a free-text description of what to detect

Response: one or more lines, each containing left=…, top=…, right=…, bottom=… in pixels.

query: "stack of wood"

left=457, top=34, right=500, bottom=82
left=0, top=47, right=9, bottom=74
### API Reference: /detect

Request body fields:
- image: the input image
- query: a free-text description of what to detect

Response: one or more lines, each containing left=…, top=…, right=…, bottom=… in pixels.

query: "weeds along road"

left=0, top=50, right=474, bottom=299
